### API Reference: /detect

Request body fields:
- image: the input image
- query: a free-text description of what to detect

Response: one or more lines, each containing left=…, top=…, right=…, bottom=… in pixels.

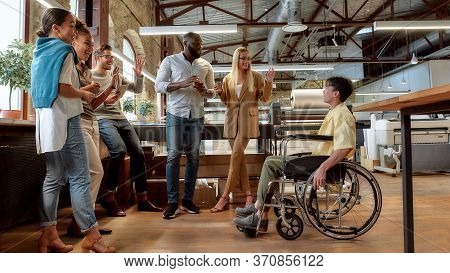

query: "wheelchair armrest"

left=289, top=152, right=312, bottom=157
left=286, top=134, right=333, bottom=142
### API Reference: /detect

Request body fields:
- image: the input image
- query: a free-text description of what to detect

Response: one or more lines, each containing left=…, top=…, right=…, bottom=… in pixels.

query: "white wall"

left=354, top=60, right=450, bottom=105
left=428, top=60, right=450, bottom=87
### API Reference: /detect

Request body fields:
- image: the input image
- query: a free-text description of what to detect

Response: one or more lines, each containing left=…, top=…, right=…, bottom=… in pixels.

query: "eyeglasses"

left=98, top=54, right=114, bottom=60
left=239, top=57, right=251, bottom=61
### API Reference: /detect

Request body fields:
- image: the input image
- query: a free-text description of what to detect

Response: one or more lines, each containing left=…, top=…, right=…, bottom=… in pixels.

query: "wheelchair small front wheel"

left=274, top=198, right=297, bottom=218
left=276, top=214, right=304, bottom=240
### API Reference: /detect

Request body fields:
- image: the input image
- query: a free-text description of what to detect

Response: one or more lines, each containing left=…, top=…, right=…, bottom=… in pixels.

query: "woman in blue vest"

left=31, top=8, right=114, bottom=253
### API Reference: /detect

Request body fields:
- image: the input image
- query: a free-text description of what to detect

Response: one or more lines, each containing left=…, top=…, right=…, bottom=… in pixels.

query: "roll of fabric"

left=290, top=89, right=329, bottom=109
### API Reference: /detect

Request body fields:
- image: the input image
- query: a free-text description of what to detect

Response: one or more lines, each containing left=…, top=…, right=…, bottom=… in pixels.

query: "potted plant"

left=121, top=96, right=137, bottom=120
left=0, top=39, right=33, bottom=119
left=137, top=100, right=153, bottom=120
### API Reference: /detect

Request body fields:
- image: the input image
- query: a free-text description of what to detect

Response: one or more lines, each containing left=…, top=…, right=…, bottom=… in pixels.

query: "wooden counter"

left=354, top=83, right=450, bottom=113
left=0, top=118, right=45, bottom=231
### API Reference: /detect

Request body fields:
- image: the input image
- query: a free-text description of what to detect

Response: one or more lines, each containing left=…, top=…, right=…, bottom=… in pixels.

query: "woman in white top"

left=211, top=47, right=275, bottom=213
left=31, top=8, right=114, bottom=253
left=64, top=19, right=119, bottom=237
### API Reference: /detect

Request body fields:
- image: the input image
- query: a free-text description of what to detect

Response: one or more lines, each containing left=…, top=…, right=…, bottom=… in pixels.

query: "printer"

left=372, top=114, right=450, bottom=175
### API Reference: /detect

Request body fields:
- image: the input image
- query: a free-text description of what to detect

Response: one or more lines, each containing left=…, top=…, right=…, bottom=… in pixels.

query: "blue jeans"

left=98, top=119, right=148, bottom=193
left=166, top=112, right=204, bottom=204
left=40, top=115, right=98, bottom=232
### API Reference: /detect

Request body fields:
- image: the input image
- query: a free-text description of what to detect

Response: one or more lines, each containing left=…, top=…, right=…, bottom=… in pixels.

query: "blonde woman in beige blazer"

left=211, top=47, right=275, bottom=213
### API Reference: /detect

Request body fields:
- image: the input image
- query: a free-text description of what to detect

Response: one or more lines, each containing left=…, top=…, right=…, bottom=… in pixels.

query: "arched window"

left=122, top=38, right=135, bottom=100
left=0, top=0, right=25, bottom=111
left=70, top=0, right=79, bottom=17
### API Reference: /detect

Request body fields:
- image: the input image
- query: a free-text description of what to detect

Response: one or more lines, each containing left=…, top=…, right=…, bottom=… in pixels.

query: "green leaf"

left=122, top=96, right=135, bottom=113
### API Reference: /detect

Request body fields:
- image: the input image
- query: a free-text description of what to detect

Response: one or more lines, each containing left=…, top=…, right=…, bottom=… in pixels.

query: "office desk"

left=354, top=84, right=450, bottom=253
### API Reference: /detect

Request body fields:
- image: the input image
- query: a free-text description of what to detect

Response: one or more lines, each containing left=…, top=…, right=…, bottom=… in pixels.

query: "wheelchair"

left=236, top=134, right=382, bottom=240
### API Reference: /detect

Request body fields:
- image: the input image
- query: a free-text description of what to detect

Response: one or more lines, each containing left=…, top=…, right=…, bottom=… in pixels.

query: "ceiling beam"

left=341, top=29, right=362, bottom=50
left=159, top=4, right=201, bottom=24
left=421, top=0, right=447, bottom=18
left=204, top=3, right=249, bottom=21
left=204, top=57, right=433, bottom=66
left=158, top=0, right=219, bottom=9
left=252, top=47, right=265, bottom=59
left=351, top=0, right=370, bottom=20
left=415, top=0, right=450, bottom=20
left=256, top=2, right=279, bottom=21
left=348, top=0, right=393, bottom=37
left=314, top=0, right=346, bottom=21
left=204, top=37, right=270, bottom=51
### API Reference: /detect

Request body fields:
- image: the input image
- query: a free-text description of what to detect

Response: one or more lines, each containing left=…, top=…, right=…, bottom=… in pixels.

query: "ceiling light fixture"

left=332, top=25, right=338, bottom=46
left=388, top=78, right=393, bottom=89
left=401, top=71, right=407, bottom=85
left=139, top=25, right=238, bottom=35
left=111, top=48, right=156, bottom=83
left=331, top=37, right=339, bottom=47
left=212, top=64, right=334, bottom=73
left=374, top=20, right=450, bottom=31
left=282, top=22, right=308, bottom=33
left=411, top=52, right=418, bottom=64
left=36, top=0, right=65, bottom=8
left=282, top=0, right=307, bottom=33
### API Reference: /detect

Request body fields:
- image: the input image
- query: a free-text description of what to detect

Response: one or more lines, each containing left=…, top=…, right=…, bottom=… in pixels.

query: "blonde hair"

left=229, top=47, right=254, bottom=93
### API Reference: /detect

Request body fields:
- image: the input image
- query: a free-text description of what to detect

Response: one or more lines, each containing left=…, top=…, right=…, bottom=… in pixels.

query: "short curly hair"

left=94, top=44, right=112, bottom=57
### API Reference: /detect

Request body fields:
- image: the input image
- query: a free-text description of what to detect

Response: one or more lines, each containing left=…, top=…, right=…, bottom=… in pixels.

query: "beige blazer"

left=220, top=71, right=272, bottom=139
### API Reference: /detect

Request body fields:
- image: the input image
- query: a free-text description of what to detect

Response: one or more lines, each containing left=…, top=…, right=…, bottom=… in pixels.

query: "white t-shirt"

left=35, top=53, right=83, bottom=154
left=155, top=52, right=215, bottom=118
left=235, top=84, right=243, bottom=98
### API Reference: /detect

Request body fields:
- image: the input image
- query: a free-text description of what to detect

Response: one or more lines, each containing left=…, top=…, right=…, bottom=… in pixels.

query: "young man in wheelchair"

left=233, top=76, right=356, bottom=231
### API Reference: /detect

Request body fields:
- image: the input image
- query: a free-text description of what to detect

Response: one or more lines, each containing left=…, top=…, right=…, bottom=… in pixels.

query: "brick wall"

left=109, top=0, right=160, bottom=121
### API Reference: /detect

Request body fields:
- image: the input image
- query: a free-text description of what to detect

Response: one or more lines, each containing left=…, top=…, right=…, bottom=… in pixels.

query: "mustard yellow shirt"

left=313, top=103, right=356, bottom=158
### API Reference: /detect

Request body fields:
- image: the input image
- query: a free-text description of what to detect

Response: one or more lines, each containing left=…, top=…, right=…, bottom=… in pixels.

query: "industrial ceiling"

left=154, top=0, right=450, bottom=90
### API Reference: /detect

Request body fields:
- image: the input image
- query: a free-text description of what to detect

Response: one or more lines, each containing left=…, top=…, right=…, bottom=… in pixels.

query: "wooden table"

left=354, top=84, right=450, bottom=253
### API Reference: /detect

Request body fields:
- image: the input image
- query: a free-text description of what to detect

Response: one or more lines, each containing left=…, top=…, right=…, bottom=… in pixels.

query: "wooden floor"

left=1, top=172, right=450, bottom=253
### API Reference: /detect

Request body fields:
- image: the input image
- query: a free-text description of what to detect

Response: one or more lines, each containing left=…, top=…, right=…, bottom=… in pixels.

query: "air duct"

left=282, top=0, right=307, bottom=33
left=263, top=0, right=304, bottom=63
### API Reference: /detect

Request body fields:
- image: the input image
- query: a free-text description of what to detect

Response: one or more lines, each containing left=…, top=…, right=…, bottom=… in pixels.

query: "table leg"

left=401, top=111, right=414, bottom=253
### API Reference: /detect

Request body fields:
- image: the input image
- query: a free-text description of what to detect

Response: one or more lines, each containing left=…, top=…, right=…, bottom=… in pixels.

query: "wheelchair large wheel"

left=276, top=214, right=304, bottom=240
left=302, top=161, right=382, bottom=240
left=273, top=197, right=297, bottom=218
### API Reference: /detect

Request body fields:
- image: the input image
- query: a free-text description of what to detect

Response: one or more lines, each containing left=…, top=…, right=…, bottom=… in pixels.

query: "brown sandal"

left=210, top=196, right=229, bottom=213
left=81, top=236, right=116, bottom=253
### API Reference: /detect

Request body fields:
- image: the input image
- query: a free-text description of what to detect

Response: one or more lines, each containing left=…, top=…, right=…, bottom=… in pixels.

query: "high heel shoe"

left=81, top=236, right=116, bottom=253
left=210, top=196, right=229, bottom=213
left=37, top=235, right=74, bottom=253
